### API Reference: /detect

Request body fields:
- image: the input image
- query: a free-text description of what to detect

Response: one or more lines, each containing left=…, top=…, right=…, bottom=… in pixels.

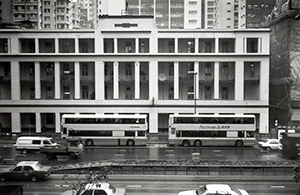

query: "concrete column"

left=35, top=38, right=39, bottom=53
left=35, top=62, right=41, bottom=99
left=174, top=61, right=179, bottom=99
left=194, top=62, right=199, bottom=99
left=36, top=113, right=41, bottom=133
left=55, top=38, right=59, bottom=53
left=55, top=112, right=61, bottom=134
left=149, top=112, right=158, bottom=133
left=95, top=61, right=105, bottom=100
left=235, top=61, right=244, bottom=100
left=11, top=113, right=21, bottom=133
left=135, top=38, right=139, bottom=53
left=114, top=38, right=117, bottom=54
left=11, top=61, right=20, bottom=100
left=174, top=38, right=178, bottom=53
left=135, top=61, right=140, bottom=99
left=113, top=61, right=119, bottom=99
left=75, top=38, right=79, bottom=53
left=215, top=38, right=219, bottom=53
left=214, top=62, right=219, bottom=100
left=260, top=59, right=269, bottom=101
left=195, top=38, right=199, bottom=53
left=74, top=62, right=80, bottom=99
left=55, top=62, right=60, bottom=99
left=149, top=61, right=158, bottom=100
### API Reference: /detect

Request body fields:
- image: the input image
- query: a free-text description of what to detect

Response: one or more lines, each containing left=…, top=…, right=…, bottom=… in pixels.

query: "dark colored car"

left=0, top=161, right=52, bottom=182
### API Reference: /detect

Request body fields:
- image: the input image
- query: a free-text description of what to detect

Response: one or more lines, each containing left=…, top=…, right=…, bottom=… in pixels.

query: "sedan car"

left=257, top=139, right=282, bottom=151
left=0, top=161, right=52, bottom=182
left=178, top=184, right=249, bottom=195
left=61, top=182, right=126, bottom=195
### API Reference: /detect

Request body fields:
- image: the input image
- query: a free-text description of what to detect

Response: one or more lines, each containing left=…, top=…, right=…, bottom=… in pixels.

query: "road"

left=1, top=174, right=297, bottom=195
left=0, top=145, right=285, bottom=165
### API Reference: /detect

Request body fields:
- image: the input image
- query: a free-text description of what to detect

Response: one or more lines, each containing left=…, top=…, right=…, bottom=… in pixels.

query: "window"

left=205, top=86, right=212, bottom=100
left=188, top=86, right=194, bottom=100
left=104, top=39, right=114, bottom=53
left=247, top=38, right=258, bottom=53
left=82, top=86, right=89, bottom=99
left=46, top=86, right=53, bottom=99
left=221, top=64, right=228, bottom=76
left=205, top=64, right=212, bottom=76
left=13, top=166, right=22, bottom=172
left=23, top=166, right=33, bottom=172
left=250, top=63, right=255, bottom=77
left=169, top=63, right=174, bottom=76
left=125, top=42, right=132, bottom=53
left=82, top=64, right=88, bottom=76
left=219, top=38, right=235, bottom=53
left=125, top=64, right=132, bottom=76
left=222, top=87, right=228, bottom=100
left=63, top=86, right=70, bottom=99
left=46, top=63, right=53, bottom=76
left=32, top=140, right=41, bottom=144
left=30, top=86, right=35, bottom=99
left=169, top=86, right=174, bottom=99
left=189, top=1, right=197, bottom=5
left=125, top=86, right=132, bottom=99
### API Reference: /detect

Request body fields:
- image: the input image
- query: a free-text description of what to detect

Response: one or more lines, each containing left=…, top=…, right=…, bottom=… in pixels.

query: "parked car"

left=177, top=184, right=249, bottom=195
left=257, top=139, right=282, bottom=151
left=61, top=182, right=126, bottom=195
left=0, top=161, right=52, bottom=182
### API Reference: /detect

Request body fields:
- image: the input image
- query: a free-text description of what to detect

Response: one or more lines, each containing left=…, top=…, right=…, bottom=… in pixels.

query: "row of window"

left=0, top=37, right=260, bottom=54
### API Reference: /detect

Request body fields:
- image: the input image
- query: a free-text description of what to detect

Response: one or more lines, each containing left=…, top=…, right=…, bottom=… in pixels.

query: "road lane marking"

left=127, top=185, right=142, bottom=188
left=271, top=186, right=285, bottom=189
left=165, top=154, right=175, bottom=156
left=115, top=154, right=124, bottom=156
left=213, top=150, right=222, bottom=152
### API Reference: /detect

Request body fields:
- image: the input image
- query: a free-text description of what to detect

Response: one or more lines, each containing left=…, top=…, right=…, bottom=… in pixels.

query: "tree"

left=61, top=167, right=113, bottom=195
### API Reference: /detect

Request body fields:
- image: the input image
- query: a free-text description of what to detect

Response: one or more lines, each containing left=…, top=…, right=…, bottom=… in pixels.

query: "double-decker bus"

left=61, top=114, right=148, bottom=146
left=168, top=114, right=256, bottom=147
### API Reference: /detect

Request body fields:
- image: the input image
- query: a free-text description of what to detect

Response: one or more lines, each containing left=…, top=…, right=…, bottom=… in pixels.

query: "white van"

left=14, top=137, right=57, bottom=151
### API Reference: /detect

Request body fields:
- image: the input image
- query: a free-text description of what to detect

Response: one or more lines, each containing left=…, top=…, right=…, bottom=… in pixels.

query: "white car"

left=258, top=139, right=282, bottom=150
left=178, top=184, right=249, bottom=195
left=61, top=182, right=126, bottom=195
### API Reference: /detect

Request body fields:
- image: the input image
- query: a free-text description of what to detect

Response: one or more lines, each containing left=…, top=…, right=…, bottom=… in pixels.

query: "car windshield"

left=32, top=163, right=43, bottom=170
left=109, top=185, right=116, bottom=193
left=196, top=186, right=206, bottom=195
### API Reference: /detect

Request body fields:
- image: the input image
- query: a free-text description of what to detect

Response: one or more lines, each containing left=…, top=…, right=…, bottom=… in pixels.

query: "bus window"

left=137, top=131, right=145, bottom=136
left=125, top=131, right=135, bottom=136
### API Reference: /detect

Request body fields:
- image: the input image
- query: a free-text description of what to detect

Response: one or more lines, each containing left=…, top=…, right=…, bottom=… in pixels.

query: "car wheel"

left=69, top=152, right=76, bottom=159
left=85, top=139, right=94, bottom=146
left=194, top=140, right=202, bottom=147
left=0, top=175, right=6, bottom=182
left=182, top=140, right=190, bottom=147
left=31, top=175, right=38, bottom=182
left=46, top=153, right=55, bottom=160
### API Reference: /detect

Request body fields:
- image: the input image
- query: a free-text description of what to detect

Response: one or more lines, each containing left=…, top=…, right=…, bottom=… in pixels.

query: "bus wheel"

left=182, top=140, right=190, bottom=147
left=85, top=139, right=94, bottom=146
left=235, top=140, right=244, bottom=147
left=194, top=140, right=202, bottom=147
left=127, top=139, right=135, bottom=146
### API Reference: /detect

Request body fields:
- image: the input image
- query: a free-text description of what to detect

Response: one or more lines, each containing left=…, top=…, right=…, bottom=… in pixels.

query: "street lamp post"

left=188, top=71, right=198, bottom=114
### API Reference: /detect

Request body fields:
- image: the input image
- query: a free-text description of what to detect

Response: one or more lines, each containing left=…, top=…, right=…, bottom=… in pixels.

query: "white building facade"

left=0, top=16, right=270, bottom=136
